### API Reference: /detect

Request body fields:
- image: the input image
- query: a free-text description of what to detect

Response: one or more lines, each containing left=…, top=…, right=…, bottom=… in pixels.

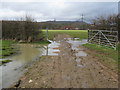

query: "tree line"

left=91, top=14, right=119, bottom=31
left=90, top=14, right=119, bottom=41
left=2, top=14, right=119, bottom=41
left=38, top=21, right=90, bottom=30
left=2, top=16, right=44, bottom=42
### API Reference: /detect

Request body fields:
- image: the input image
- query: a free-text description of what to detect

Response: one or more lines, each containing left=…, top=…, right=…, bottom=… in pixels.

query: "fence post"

left=115, top=31, right=118, bottom=50
left=99, top=31, right=102, bottom=46
left=46, top=28, right=48, bottom=40
left=88, top=30, right=89, bottom=43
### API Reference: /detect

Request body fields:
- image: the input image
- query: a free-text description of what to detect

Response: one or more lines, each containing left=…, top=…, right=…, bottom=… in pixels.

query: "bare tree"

left=2, top=14, right=44, bottom=42
left=91, top=14, right=118, bottom=31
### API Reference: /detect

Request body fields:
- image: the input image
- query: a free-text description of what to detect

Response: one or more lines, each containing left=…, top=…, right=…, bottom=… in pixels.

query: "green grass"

left=83, top=43, right=119, bottom=71
left=1, top=40, right=51, bottom=58
left=83, top=43, right=118, bottom=61
left=0, top=40, right=16, bottom=58
left=0, top=59, right=12, bottom=65
left=42, top=30, right=88, bottom=40
left=1, top=39, right=51, bottom=58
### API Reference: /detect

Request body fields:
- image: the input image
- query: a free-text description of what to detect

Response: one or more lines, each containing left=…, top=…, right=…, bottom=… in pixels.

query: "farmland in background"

left=42, top=30, right=88, bottom=40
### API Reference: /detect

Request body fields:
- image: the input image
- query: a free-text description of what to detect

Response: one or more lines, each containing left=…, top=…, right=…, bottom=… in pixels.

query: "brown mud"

left=15, top=34, right=118, bottom=88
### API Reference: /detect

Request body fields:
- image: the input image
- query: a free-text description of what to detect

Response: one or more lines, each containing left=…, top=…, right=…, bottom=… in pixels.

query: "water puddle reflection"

left=1, top=38, right=87, bottom=88
left=76, top=59, right=81, bottom=63
left=76, top=58, right=84, bottom=68
left=65, top=38, right=87, bottom=57
left=65, top=38, right=87, bottom=68
left=77, top=64, right=84, bottom=68
left=0, top=41, right=61, bottom=89
left=1, top=44, right=45, bottom=88
left=42, top=41, right=60, bottom=56
left=66, top=38, right=87, bottom=51
left=76, top=51, right=87, bottom=57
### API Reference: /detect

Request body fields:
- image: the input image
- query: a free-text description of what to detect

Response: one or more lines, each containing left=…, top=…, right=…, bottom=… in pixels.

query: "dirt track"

left=17, top=34, right=118, bottom=88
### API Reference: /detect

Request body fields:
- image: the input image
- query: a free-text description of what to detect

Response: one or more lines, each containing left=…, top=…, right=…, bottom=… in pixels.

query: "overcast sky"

left=0, top=0, right=119, bottom=22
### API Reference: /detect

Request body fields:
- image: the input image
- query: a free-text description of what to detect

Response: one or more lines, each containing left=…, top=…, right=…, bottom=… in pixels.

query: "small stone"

left=14, top=80, right=21, bottom=87
left=35, top=83, right=38, bottom=85
left=29, top=80, right=33, bottom=83
left=43, top=81, right=46, bottom=83
left=100, top=69, right=103, bottom=72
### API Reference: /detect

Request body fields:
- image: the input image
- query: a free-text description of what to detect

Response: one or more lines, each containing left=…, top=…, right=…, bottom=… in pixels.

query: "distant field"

left=42, top=30, right=88, bottom=40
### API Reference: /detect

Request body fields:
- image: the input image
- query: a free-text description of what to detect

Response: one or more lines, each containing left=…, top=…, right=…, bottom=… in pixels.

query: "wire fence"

left=88, top=30, right=118, bottom=50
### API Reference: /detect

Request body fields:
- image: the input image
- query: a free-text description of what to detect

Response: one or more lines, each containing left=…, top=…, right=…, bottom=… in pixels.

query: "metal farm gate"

left=88, top=30, right=118, bottom=50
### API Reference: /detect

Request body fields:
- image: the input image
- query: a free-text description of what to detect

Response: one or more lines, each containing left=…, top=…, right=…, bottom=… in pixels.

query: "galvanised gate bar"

left=88, top=30, right=118, bottom=50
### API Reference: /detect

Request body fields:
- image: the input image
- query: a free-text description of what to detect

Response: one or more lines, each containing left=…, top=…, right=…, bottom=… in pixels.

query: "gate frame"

left=88, top=30, right=118, bottom=50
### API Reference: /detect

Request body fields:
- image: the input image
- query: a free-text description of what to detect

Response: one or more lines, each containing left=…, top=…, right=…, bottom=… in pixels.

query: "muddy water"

left=67, top=39, right=87, bottom=51
left=0, top=39, right=87, bottom=89
left=66, top=38, right=88, bottom=68
left=0, top=44, right=46, bottom=88
left=43, top=41, right=60, bottom=56
left=0, top=41, right=62, bottom=89
left=76, top=51, right=87, bottom=57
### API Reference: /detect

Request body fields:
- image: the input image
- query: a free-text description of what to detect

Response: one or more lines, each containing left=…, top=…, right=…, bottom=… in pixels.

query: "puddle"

left=76, top=51, right=87, bottom=57
left=42, top=41, right=60, bottom=56
left=0, top=44, right=48, bottom=89
left=74, top=38, right=80, bottom=40
left=1, top=38, right=88, bottom=88
left=76, top=58, right=84, bottom=68
left=76, top=59, right=81, bottom=63
left=77, top=64, right=84, bottom=68
left=64, top=38, right=87, bottom=68
left=66, top=38, right=87, bottom=57
left=66, top=39, right=87, bottom=51
left=0, top=40, right=61, bottom=88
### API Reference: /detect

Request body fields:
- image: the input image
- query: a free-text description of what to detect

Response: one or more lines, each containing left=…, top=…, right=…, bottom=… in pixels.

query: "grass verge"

left=0, top=40, right=16, bottom=58
left=83, top=43, right=120, bottom=71
left=42, top=30, right=88, bottom=40
left=0, top=59, right=12, bottom=65
left=83, top=43, right=118, bottom=61
left=1, top=40, right=51, bottom=59
left=83, top=43, right=118, bottom=71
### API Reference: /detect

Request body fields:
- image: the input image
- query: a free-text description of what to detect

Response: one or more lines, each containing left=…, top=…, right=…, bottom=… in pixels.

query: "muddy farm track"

left=15, top=34, right=118, bottom=88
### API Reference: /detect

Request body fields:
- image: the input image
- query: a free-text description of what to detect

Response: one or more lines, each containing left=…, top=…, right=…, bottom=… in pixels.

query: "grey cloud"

left=0, top=2, right=118, bottom=22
